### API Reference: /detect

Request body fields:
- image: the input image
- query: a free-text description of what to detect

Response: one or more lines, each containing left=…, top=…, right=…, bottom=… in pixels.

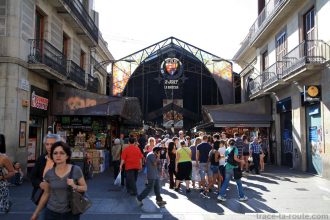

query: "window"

left=62, top=33, right=69, bottom=58
left=303, top=7, right=315, bottom=41
left=35, top=10, right=44, bottom=40
left=80, top=50, right=86, bottom=71
left=261, top=50, right=269, bottom=82
left=276, top=31, right=287, bottom=74
left=303, top=7, right=315, bottom=58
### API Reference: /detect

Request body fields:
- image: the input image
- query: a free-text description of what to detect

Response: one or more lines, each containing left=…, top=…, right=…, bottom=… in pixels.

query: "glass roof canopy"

left=112, top=36, right=232, bottom=96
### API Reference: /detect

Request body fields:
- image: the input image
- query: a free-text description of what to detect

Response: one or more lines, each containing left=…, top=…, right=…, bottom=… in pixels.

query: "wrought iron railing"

left=28, top=39, right=67, bottom=77
left=87, top=74, right=99, bottom=93
left=91, top=56, right=107, bottom=74
left=249, top=75, right=262, bottom=95
left=63, top=0, right=98, bottom=43
left=261, top=63, right=279, bottom=89
left=67, top=60, right=86, bottom=87
left=234, top=0, right=287, bottom=59
left=281, top=40, right=330, bottom=77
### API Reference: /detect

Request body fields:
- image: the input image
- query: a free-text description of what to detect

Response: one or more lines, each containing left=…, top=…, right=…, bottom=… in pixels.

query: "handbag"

left=233, top=167, right=242, bottom=180
left=68, top=165, right=92, bottom=215
left=114, top=171, right=121, bottom=186
left=31, top=187, right=43, bottom=205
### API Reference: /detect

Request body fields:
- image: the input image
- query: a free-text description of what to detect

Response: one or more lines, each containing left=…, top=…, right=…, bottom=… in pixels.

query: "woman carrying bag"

left=31, top=141, right=87, bottom=220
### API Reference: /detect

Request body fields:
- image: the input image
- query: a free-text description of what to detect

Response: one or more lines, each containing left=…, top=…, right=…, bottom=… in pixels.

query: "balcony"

left=249, top=40, right=330, bottom=98
left=91, top=56, right=108, bottom=75
left=249, top=75, right=262, bottom=96
left=261, top=63, right=279, bottom=89
left=28, top=39, right=67, bottom=80
left=87, top=75, right=99, bottom=93
left=67, top=60, right=86, bottom=87
left=281, top=40, right=330, bottom=78
left=51, top=0, right=98, bottom=45
left=234, top=0, right=304, bottom=60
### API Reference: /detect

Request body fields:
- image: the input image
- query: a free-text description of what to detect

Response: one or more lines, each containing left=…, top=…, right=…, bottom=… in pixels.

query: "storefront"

left=52, top=84, right=142, bottom=174
left=199, top=97, right=273, bottom=160
left=28, top=85, right=49, bottom=171
left=277, top=97, right=293, bottom=168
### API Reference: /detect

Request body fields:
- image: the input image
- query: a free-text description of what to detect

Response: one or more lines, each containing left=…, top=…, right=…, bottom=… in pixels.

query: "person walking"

left=136, top=146, right=167, bottom=207
left=190, top=137, right=201, bottom=189
left=167, top=142, right=176, bottom=189
left=30, top=133, right=61, bottom=219
left=120, top=136, right=143, bottom=196
left=31, top=141, right=88, bottom=220
left=249, top=137, right=263, bottom=174
left=175, top=141, right=192, bottom=193
left=112, top=138, right=122, bottom=181
left=0, top=134, right=15, bottom=213
left=196, top=135, right=212, bottom=193
left=217, top=138, right=248, bottom=202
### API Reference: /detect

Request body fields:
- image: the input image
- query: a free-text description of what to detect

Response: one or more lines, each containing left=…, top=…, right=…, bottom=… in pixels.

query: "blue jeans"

left=219, top=168, right=245, bottom=198
left=137, top=179, right=163, bottom=202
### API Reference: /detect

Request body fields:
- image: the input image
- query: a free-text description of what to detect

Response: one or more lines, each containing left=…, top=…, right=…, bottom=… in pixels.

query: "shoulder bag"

left=68, top=165, right=92, bottom=215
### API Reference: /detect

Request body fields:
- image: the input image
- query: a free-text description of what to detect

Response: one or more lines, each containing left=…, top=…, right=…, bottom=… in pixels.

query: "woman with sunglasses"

left=31, top=141, right=87, bottom=220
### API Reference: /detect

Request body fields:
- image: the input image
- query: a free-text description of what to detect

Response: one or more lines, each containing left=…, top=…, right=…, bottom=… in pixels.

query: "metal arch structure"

left=111, top=36, right=233, bottom=97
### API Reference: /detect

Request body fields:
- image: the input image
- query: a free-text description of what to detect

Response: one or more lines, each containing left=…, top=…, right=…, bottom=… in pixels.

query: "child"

left=136, top=146, right=167, bottom=207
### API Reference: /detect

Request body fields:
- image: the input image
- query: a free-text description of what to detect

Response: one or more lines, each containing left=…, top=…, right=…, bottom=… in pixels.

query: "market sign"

left=160, top=58, right=183, bottom=79
left=31, top=91, right=49, bottom=110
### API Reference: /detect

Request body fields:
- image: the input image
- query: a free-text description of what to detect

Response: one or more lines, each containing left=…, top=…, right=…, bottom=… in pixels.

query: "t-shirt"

left=146, top=152, right=159, bottom=180
left=189, top=146, right=197, bottom=161
left=225, top=147, right=239, bottom=170
left=197, top=142, right=212, bottom=163
left=218, top=146, right=226, bottom=166
left=177, top=147, right=192, bottom=163
left=44, top=165, right=83, bottom=213
left=121, top=145, right=143, bottom=170
left=235, top=137, right=244, bottom=156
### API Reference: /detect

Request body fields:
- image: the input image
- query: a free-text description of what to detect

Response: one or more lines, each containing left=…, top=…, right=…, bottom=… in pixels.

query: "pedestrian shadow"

left=245, top=175, right=280, bottom=184
left=260, top=173, right=297, bottom=183
left=161, top=188, right=179, bottom=199
left=241, top=179, right=270, bottom=192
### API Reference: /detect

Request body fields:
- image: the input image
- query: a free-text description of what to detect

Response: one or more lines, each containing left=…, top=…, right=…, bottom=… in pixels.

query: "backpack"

left=226, top=147, right=238, bottom=166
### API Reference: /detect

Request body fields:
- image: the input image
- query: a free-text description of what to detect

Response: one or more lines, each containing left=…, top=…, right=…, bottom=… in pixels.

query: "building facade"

left=0, top=0, right=113, bottom=169
left=234, top=0, right=330, bottom=178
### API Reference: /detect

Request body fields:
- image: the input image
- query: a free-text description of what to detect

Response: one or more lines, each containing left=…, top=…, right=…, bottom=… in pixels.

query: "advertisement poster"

left=28, top=138, right=37, bottom=161
left=309, top=126, right=323, bottom=176
left=163, top=99, right=183, bottom=128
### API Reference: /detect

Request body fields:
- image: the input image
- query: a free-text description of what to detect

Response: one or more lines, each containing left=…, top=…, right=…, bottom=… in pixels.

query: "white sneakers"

left=217, top=195, right=248, bottom=202
left=239, top=196, right=248, bottom=201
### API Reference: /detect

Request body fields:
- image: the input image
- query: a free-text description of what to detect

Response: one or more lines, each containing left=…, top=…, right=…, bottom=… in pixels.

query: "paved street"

left=1, top=165, right=330, bottom=220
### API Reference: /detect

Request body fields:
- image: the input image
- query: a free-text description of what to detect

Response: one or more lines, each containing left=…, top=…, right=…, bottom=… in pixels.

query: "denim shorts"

left=199, top=163, right=212, bottom=180
left=210, top=165, right=219, bottom=175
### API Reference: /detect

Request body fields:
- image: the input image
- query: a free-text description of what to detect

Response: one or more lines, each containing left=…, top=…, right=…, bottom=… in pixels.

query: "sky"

left=95, top=0, right=258, bottom=71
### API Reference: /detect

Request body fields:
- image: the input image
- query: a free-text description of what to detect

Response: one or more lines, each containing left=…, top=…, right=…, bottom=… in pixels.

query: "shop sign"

left=31, top=91, right=49, bottom=110
left=304, top=85, right=321, bottom=103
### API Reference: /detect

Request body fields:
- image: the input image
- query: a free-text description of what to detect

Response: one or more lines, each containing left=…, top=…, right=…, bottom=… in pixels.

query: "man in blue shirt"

left=196, top=135, right=212, bottom=192
left=249, top=137, right=262, bottom=174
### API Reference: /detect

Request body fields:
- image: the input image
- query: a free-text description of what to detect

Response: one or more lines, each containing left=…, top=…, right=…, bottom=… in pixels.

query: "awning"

left=52, top=84, right=142, bottom=124
left=202, top=97, right=272, bottom=128
left=72, top=97, right=142, bottom=124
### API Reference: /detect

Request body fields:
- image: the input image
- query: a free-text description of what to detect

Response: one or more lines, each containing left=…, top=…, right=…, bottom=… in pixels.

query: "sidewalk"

left=3, top=165, right=330, bottom=219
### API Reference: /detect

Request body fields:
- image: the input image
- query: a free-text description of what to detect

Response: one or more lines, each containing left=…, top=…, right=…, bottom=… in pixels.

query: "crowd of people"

left=0, top=129, right=269, bottom=217
left=113, top=130, right=269, bottom=205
